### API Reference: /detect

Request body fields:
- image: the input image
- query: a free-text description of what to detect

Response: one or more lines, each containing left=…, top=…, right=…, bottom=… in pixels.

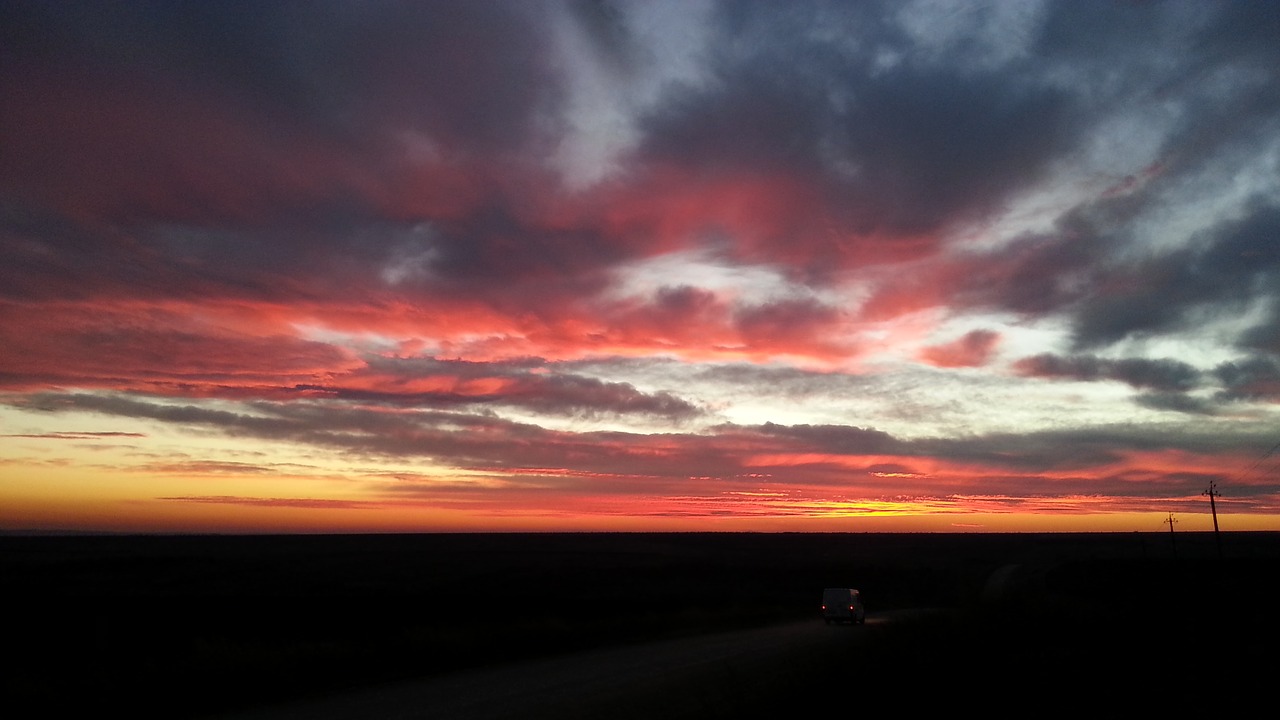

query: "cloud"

left=920, top=330, right=1000, bottom=368
left=0, top=302, right=361, bottom=393
left=1070, top=202, right=1280, bottom=351
left=1, top=431, right=146, bottom=440
left=1214, top=356, right=1280, bottom=402
left=158, top=495, right=379, bottom=510
left=632, top=1, right=1076, bottom=255
left=4, top=1, right=1280, bottom=529
left=752, top=422, right=900, bottom=456
left=12, top=382, right=1280, bottom=521
left=1014, top=354, right=1202, bottom=393
left=302, top=356, right=705, bottom=420
left=1134, top=392, right=1220, bottom=416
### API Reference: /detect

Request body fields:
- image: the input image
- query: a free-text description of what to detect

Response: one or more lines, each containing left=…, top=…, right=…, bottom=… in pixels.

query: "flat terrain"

left=5, top=531, right=1278, bottom=717
left=222, top=617, right=895, bottom=720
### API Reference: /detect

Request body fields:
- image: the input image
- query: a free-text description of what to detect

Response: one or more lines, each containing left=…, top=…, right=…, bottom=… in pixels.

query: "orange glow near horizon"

left=5, top=452, right=1278, bottom=535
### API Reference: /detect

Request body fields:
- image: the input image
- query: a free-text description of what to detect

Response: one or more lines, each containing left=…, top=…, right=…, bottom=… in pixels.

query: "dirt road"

left=213, top=615, right=889, bottom=720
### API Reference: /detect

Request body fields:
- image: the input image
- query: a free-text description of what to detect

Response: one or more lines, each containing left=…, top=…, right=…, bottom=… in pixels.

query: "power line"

left=1231, top=436, right=1280, bottom=484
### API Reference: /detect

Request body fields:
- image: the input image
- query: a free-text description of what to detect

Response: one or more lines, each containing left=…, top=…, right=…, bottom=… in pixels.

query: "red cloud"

left=0, top=301, right=360, bottom=393
left=919, top=330, right=1001, bottom=368
left=0, top=64, right=379, bottom=225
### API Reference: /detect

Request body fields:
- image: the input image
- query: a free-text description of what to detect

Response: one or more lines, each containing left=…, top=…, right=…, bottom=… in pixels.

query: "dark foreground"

left=5, top=531, right=1278, bottom=717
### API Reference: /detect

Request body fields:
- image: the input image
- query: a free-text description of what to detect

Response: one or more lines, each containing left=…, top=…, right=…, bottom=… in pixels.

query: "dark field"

left=5, top=531, right=1279, bottom=717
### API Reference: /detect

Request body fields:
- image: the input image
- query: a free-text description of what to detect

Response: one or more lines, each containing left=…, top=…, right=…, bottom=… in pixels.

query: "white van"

left=821, top=587, right=865, bottom=624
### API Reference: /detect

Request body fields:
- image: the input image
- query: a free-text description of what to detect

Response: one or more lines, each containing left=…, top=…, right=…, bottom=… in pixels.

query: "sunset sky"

left=4, top=0, right=1280, bottom=534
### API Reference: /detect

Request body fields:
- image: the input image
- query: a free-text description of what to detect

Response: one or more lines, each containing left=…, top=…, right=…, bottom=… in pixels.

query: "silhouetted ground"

left=5, top=531, right=1277, bottom=717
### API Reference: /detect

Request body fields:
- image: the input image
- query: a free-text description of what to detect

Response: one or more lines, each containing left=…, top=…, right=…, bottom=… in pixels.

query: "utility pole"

left=1204, top=481, right=1222, bottom=560
left=1165, top=512, right=1178, bottom=560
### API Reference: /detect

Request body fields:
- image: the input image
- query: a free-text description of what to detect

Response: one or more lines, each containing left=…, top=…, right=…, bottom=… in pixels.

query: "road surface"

left=212, top=614, right=895, bottom=720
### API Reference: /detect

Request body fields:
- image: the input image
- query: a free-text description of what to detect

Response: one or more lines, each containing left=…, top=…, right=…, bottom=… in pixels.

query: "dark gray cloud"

left=1135, top=392, right=1220, bottom=416
left=1071, top=202, right=1280, bottom=350
left=948, top=184, right=1280, bottom=359
left=752, top=421, right=900, bottom=455
left=305, top=356, right=704, bottom=421
left=1214, top=355, right=1280, bottom=401
left=1015, top=354, right=1203, bottom=392
left=1, top=431, right=146, bottom=440
left=0, top=0, right=558, bottom=151
left=637, top=1, right=1076, bottom=243
left=911, top=423, right=1245, bottom=475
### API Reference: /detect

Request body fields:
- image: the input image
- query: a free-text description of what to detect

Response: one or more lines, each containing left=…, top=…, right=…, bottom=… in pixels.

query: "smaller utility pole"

left=1204, top=481, right=1222, bottom=560
left=1165, top=512, right=1178, bottom=560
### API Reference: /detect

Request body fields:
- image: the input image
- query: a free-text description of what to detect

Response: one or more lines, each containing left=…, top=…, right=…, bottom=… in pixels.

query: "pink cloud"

left=920, top=330, right=1001, bottom=368
left=0, top=301, right=360, bottom=393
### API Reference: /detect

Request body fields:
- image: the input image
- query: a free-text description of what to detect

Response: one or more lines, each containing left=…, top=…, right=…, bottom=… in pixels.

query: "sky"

left=3, top=0, right=1280, bottom=535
